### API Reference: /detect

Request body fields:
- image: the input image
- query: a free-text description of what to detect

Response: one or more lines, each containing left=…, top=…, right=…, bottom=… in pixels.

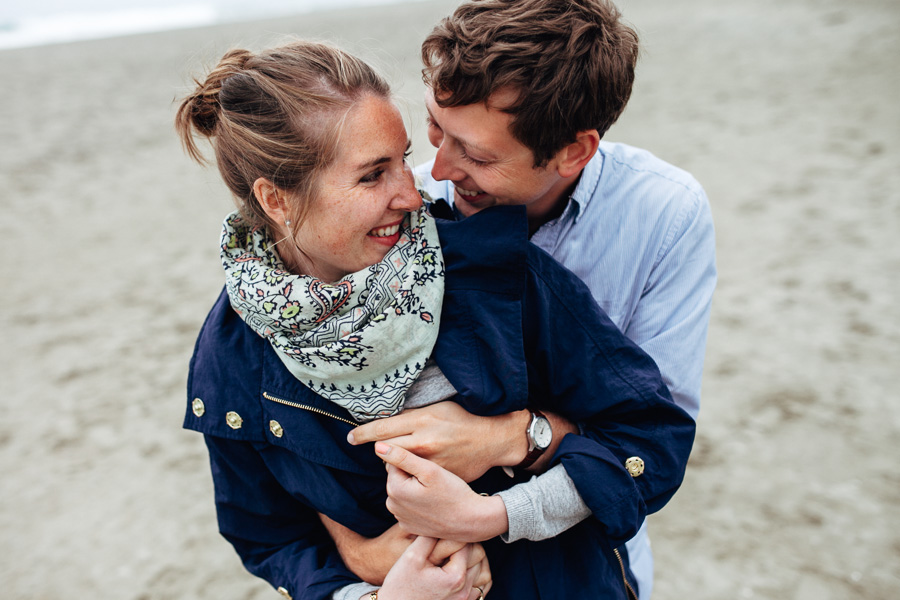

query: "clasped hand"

left=375, top=442, right=509, bottom=543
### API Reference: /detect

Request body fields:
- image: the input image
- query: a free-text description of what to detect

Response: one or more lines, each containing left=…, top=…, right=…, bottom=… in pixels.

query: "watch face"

left=532, top=416, right=552, bottom=449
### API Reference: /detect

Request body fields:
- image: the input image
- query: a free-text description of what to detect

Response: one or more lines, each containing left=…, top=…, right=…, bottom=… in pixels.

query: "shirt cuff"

left=496, top=484, right=536, bottom=543
left=496, top=464, right=593, bottom=543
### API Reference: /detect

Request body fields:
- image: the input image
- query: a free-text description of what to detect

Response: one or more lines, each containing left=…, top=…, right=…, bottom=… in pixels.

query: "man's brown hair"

left=422, top=0, right=639, bottom=167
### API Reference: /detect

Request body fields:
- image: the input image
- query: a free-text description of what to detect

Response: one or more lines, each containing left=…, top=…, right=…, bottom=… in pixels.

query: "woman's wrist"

left=473, top=494, right=510, bottom=541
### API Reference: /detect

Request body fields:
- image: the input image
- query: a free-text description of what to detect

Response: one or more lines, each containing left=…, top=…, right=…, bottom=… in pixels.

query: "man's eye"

left=460, top=151, right=489, bottom=167
left=360, top=169, right=384, bottom=184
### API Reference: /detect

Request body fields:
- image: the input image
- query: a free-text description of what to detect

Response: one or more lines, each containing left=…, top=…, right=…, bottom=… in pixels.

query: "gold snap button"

left=277, top=586, right=292, bottom=599
left=625, top=456, right=645, bottom=477
left=225, top=411, right=243, bottom=429
left=191, top=398, right=205, bottom=417
left=269, top=420, right=284, bottom=438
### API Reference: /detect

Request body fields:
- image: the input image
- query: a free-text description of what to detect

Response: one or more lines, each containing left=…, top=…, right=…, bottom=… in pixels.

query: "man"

left=339, top=1, right=716, bottom=598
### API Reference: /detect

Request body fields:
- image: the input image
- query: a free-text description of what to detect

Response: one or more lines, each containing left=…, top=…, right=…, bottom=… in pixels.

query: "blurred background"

left=1, top=0, right=898, bottom=598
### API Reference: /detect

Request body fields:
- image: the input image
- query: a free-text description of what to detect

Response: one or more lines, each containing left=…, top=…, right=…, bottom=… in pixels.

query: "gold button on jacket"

left=191, top=398, right=205, bottom=417
left=625, top=456, right=645, bottom=477
left=225, top=411, right=243, bottom=429
left=269, top=420, right=284, bottom=438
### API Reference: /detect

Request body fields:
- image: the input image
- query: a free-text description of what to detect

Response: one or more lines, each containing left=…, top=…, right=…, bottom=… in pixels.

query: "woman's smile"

left=367, top=219, right=404, bottom=245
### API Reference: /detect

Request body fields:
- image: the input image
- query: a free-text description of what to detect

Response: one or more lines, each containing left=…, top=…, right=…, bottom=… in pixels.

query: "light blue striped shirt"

left=417, top=141, right=717, bottom=599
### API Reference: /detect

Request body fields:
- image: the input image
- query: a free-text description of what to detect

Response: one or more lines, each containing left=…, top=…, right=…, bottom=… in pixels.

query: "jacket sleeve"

left=521, top=244, right=696, bottom=547
left=204, top=435, right=361, bottom=600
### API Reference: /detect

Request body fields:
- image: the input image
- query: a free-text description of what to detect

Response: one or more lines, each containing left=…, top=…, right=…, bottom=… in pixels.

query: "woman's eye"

left=403, top=150, right=412, bottom=162
left=360, top=169, right=384, bottom=184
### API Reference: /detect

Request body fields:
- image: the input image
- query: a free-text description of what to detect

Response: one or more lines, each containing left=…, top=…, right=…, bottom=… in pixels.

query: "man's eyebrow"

left=427, top=109, right=496, bottom=159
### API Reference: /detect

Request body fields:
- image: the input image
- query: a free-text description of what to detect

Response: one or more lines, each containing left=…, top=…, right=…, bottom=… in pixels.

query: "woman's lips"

left=367, top=220, right=402, bottom=245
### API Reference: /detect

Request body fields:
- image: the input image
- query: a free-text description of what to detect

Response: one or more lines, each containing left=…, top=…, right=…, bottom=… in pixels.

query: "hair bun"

left=190, top=48, right=254, bottom=135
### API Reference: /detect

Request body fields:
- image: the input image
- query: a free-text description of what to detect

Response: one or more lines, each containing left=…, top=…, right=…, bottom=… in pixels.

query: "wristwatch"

left=515, top=409, right=552, bottom=469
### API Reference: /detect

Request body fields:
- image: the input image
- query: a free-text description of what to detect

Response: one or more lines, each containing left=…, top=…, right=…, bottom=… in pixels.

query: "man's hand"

left=319, top=515, right=492, bottom=591
left=375, top=442, right=509, bottom=542
left=348, top=401, right=529, bottom=482
left=320, top=515, right=413, bottom=585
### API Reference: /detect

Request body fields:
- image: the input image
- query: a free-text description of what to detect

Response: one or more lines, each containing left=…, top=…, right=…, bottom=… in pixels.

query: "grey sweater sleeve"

left=495, top=464, right=593, bottom=543
left=331, top=582, right=378, bottom=600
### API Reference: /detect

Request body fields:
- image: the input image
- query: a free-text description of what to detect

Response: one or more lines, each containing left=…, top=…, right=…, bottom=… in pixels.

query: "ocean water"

left=0, top=0, right=426, bottom=50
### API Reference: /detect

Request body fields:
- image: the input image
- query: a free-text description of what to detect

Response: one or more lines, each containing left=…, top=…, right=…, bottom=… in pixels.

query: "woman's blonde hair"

left=175, top=41, right=390, bottom=228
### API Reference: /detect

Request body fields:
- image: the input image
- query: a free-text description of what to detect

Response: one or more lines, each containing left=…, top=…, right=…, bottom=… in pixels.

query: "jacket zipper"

left=613, top=548, right=638, bottom=600
left=262, top=391, right=359, bottom=427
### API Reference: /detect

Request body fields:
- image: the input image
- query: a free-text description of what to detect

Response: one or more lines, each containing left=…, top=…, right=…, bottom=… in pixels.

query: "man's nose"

left=430, top=143, right=465, bottom=183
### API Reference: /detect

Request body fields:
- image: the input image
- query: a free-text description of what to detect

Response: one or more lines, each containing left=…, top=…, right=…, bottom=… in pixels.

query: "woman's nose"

left=391, top=176, right=423, bottom=211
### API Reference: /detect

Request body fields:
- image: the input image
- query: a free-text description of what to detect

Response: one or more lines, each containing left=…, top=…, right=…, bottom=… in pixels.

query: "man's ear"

left=253, top=178, right=287, bottom=223
left=555, top=130, right=600, bottom=178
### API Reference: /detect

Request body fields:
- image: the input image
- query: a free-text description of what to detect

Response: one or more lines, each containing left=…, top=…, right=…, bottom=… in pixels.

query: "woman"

left=176, top=41, right=694, bottom=600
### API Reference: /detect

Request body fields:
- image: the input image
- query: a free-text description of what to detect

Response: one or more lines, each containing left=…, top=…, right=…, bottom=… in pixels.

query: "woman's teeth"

left=456, top=187, right=484, bottom=198
left=370, top=224, right=400, bottom=237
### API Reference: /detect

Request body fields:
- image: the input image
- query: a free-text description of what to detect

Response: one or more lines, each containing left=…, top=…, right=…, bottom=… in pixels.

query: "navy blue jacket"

left=185, top=205, right=695, bottom=600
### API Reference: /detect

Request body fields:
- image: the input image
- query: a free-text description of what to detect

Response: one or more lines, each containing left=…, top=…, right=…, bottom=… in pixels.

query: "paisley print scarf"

left=220, top=207, right=444, bottom=422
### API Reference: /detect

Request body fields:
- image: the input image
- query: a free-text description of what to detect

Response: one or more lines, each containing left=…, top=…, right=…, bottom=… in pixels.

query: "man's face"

left=424, top=88, right=570, bottom=222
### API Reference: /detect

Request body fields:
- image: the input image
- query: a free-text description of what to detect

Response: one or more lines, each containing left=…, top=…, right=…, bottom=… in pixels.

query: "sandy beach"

left=1, top=0, right=898, bottom=598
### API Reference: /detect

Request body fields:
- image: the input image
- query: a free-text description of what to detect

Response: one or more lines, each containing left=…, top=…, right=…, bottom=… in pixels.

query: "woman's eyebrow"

left=353, top=142, right=410, bottom=171
left=353, top=156, right=391, bottom=171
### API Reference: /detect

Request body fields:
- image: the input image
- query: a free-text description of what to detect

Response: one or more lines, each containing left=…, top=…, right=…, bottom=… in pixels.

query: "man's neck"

left=526, top=172, right=583, bottom=235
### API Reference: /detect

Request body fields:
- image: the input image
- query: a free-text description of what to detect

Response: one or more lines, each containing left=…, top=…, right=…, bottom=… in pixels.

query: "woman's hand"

left=430, top=540, right=492, bottom=598
left=377, top=536, right=489, bottom=600
left=376, top=442, right=509, bottom=542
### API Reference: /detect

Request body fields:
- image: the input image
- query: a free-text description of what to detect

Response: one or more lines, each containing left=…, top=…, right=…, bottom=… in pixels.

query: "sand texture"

left=1, top=0, right=898, bottom=598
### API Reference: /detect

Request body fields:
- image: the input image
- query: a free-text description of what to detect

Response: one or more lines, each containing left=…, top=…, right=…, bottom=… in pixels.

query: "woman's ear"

left=555, top=130, right=600, bottom=179
left=253, top=178, right=287, bottom=223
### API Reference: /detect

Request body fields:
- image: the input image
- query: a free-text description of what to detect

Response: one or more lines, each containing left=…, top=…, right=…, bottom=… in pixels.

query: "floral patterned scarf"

left=220, top=207, right=444, bottom=422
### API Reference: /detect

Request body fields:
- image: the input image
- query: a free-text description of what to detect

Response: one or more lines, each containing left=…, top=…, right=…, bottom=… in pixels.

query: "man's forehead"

left=428, top=85, right=520, bottom=112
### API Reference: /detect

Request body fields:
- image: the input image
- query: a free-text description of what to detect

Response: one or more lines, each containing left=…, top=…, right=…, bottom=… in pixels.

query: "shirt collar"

left=567, top=149, right=605, bottom=224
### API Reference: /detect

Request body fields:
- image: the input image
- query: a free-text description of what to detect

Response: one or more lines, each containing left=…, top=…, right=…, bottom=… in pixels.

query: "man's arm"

left=320, top=513, right=491, bottom=593
left=347, top=402, right=577, bottom=482
left=621, top=188, right=716, bottom=420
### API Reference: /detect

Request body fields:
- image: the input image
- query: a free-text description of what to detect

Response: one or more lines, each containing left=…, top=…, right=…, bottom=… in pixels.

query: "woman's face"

left=289, top=94, right=423, bottom=282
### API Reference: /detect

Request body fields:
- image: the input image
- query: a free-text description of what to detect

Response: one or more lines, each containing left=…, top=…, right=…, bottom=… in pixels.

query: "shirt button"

left=191, top=398, right=205, bottom=417
left=225, top=411, right=243, bottom=429
left=625, top=456, right=645, bottom=477
left=269, top=420, right=284, bottom=438
left=277, top=587, right=292, bottom=599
